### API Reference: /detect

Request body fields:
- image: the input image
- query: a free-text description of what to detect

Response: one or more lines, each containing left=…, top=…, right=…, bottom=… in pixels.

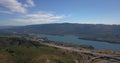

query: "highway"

left=41, top=43, right=120, bottom=62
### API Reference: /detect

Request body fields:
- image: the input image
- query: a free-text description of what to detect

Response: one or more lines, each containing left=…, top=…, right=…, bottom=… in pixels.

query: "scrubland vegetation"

left=0, top=37, right=84, bottom=63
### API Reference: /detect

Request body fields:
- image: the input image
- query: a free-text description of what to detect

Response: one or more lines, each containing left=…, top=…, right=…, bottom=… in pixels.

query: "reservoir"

left=37, top=34, right=120, bottom=51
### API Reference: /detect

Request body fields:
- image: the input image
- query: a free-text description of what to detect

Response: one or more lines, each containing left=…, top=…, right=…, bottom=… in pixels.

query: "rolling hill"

left=1, top=23, right=120, bottom=43
left=0, top=37, right=84, bottom=63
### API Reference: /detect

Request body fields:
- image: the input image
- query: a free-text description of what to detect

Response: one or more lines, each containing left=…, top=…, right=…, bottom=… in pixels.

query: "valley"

left=2, top=23, right=120, bottom=44
left=0, top=36, right=120, bottom=63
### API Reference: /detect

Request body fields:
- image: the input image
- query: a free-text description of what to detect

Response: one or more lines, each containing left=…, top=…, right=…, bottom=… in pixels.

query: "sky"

left=0, top=0, right=120, bottom=26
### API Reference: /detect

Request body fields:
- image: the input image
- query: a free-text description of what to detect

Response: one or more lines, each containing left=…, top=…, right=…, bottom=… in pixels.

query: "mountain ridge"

left=1, top=23, right=120, bottom=43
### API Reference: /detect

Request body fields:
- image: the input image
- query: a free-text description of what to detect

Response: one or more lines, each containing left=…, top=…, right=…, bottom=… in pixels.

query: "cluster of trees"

left=0, top=37, right=42, bottom=47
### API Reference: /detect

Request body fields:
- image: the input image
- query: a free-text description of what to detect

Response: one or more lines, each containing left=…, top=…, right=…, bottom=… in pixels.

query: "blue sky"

left=0, top=0, right=120, bottom=26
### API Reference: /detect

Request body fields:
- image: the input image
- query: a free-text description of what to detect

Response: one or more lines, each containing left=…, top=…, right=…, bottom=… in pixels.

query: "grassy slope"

left=0, top=37, right=83, bottom=63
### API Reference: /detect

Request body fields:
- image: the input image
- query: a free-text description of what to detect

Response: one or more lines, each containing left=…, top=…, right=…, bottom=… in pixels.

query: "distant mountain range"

left=0, top=26, right=15, bottom=29
left=1, top=23, right=120, bottom=43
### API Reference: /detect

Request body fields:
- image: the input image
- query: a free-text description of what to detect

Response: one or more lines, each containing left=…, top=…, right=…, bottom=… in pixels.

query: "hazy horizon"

left=0, top=0, right=120, bottom=26
left=0, top=22, right=120, bottom=27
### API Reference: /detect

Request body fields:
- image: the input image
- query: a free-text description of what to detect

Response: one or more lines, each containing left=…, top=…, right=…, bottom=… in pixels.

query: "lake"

left=37, top=34, right=120, bottom=51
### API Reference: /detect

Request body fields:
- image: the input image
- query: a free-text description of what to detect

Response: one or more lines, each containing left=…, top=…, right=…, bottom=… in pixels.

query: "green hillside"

left=0, top=37, right=83, bottom=63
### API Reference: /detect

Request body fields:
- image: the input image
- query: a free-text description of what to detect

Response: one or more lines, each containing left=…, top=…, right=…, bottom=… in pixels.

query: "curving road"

left=41, top=43, right=120, bottom=62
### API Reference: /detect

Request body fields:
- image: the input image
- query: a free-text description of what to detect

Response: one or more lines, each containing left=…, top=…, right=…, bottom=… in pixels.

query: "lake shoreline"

left=36, top=34, right=120, bottom=51
left=35, top=34, right=120, bottom=44
left=78, top=37, right=120, bottom=44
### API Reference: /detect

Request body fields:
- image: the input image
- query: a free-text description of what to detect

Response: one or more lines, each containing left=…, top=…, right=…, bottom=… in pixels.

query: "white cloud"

left=0, top=0, right=26, bottom=13
left=0, top=0, right=35, bottom=14
left=13, top=12, right=65, bottom=24
left=24, top=0, right=35, bottom=7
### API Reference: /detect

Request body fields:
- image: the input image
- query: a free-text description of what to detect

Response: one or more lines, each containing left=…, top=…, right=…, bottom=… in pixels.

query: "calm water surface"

left=37, top=34, right=120, bottom=51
